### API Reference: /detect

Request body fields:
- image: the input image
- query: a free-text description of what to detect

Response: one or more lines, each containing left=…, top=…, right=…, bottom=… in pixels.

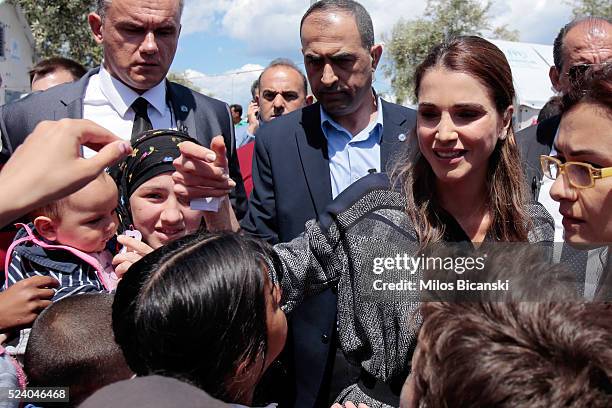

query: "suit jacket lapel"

left=167, top=82, right=197, bottom=138
left=296, top=104, right=332, bottom=216
left=380, top=99, right=413, bottom=172
left=57, top=67, right=100, bottom=119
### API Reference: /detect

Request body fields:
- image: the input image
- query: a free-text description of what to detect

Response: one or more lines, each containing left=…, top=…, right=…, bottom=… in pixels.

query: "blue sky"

left=170, top=0, right=574, bottom=111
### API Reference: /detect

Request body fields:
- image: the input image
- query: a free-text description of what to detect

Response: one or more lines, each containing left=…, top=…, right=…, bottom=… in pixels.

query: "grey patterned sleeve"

left=273, top=218, right=344, bottom=314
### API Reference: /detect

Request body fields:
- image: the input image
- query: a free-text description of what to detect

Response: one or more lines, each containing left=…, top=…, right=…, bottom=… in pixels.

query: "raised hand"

left=172, top=136, right=236, bottom=200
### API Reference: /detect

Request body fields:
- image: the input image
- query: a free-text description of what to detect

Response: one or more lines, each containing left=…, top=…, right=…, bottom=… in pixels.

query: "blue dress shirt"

left=321, top=98, right=384, bottom=199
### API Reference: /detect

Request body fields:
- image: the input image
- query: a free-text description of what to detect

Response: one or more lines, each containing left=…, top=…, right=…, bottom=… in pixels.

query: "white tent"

left=487, top=39, right=556, bottom=130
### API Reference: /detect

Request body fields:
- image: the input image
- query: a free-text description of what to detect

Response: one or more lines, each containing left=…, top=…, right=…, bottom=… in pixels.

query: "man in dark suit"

left=239, top=1, right=416, bottom=406
left=0, top=0, right=246, bottom=217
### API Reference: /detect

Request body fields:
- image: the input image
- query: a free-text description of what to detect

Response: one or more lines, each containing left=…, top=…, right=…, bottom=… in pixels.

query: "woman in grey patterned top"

left=176, top=36, right=554, bottom=407
left=271, top=36, right=554, bottom=408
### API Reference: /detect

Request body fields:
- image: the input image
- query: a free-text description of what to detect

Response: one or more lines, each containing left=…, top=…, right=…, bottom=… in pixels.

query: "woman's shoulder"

left=526, top=202, right=555, bottom=243
left=318, top=173, right=408, bottom=231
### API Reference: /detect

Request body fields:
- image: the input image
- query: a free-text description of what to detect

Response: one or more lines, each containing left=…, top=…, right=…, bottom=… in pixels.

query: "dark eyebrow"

left=417, top=102, right=437, bottom=109
left=568, top=149, right=602, bottom=157
left=453, top=103, right=486, bottom=110
left=116, top=20, right=144, bottom=28
left=554, top=144, right=605, bottom=159
left=138, top=186, right=165, bottom=192
left=331, top=52, right=354, bottom=58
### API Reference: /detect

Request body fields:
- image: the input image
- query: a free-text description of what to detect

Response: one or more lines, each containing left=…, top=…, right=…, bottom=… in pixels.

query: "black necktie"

left=131, top=97, right=153, bottom=142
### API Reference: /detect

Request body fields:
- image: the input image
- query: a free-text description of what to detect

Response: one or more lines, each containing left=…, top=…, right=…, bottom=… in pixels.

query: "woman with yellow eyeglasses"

left=541, top=65, right=612, bottom=245
left=540, top=64, right=611, bottom=298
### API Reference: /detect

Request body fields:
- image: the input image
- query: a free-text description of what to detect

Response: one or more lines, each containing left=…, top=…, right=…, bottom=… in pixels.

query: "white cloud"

left=181, top=0, right=232, bottom=35
left=221, top=0, right=306, bottom=57
left=489, top=0, right=573, bottom=44
left=182, top=0, right=574, bottom=55
left=181, top=0, right=429, bottom=56
left=178, top=0, right=575, bottom=107
left=184, top=64, right=264, bottom=107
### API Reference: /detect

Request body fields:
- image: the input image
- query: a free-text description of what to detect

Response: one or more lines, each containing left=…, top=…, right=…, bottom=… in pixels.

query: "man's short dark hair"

left=537, top=95, right=563, bottom=123
left=25, top=294, right=132, bottom=407
left=553, top=16, right=612, bottom=71
left=29, top=57, right=86, bottom=84
left=300, top=0, right=375, bottom=49
left=96, top=0, right=184, bottom=20
left=230, top=104, right=243, bottom=116
left=258, top=58, right=308, bottom=96
left=413, top=301, right=612, bottom=407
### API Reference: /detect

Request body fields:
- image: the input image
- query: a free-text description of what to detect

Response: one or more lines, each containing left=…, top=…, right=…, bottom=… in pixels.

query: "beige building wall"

left=0, top=1, right=35, bottom=105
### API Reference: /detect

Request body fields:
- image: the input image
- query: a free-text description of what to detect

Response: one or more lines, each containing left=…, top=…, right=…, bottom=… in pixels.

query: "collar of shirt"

left=320, top=96, right=384, bottom=144
left=98, top=64, right=167, bottom=118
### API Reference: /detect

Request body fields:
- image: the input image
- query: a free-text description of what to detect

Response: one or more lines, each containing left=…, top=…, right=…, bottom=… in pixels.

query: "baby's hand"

left=113, top=235, right=154, bottom=279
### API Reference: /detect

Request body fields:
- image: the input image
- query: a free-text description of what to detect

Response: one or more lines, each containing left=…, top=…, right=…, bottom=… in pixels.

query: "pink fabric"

left=237, top=141, right=255, bottom=198
left=4, top=224, right=112, bottom=291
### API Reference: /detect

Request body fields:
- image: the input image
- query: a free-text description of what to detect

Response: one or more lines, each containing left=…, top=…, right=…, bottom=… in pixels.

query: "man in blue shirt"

left=239, top=1, right=416, bottom=405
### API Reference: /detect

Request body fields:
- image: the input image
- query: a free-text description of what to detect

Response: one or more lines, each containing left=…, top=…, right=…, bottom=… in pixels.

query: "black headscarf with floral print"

left=111, top=129, right=200, bottom=233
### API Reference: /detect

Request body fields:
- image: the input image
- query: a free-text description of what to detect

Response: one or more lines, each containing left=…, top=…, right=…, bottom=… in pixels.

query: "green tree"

left=15, top=0, right=102, bottom=67
left=565, top=0, right=612, bottom=18
left=167, top=72, right=203, bottom=93
left=384, top=0, right=520, bottom=104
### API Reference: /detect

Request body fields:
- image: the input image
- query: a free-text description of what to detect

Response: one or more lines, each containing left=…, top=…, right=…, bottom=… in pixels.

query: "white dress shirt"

left=82, top=65, right=175, bottom=157
left=538, top=131, right=564, bottom=245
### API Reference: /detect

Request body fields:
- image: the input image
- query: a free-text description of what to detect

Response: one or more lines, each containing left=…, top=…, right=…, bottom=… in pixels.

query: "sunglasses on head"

left=566, top=61, right=611, bottom=84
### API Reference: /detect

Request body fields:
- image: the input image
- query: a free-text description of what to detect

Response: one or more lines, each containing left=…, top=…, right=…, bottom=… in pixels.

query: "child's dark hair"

left=24, top=293, right=132, bottom=407
left=411, top=246, right=612, bottom=407
left=112, top=232, right=282, bottom=402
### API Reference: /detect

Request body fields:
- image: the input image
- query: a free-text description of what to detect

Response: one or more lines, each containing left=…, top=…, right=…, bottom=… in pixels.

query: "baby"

left=3, top=172, right=120, bottom=301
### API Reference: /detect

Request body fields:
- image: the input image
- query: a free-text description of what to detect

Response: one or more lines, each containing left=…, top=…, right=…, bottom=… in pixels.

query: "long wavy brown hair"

left=391, top=36, right=530, bottom=244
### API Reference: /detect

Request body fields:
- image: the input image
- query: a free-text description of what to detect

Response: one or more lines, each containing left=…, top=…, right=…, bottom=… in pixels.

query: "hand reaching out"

left=0, top=119, right=132, bottom=227
left=172, top=135, right=236, bottom=200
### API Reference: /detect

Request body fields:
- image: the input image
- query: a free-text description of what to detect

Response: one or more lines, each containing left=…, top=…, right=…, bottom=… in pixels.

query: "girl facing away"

left=112, top=233, right=287, bottom=407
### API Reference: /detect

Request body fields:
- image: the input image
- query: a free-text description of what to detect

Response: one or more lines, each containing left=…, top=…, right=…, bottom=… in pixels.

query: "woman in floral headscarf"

left=111, top=130, right=205, bottom=276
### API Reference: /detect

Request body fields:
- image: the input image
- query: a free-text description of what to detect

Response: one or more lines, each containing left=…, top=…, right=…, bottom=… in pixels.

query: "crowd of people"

left=0, top=0, right=610, bottom=407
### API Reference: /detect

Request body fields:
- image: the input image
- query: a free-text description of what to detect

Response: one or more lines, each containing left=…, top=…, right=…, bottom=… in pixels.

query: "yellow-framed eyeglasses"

left=540, top=155, right=612, bottom=189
